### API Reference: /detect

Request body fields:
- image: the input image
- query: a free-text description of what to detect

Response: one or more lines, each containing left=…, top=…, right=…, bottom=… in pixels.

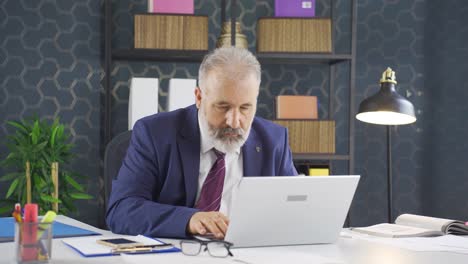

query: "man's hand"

left=188, top=211, right=230, bottom=239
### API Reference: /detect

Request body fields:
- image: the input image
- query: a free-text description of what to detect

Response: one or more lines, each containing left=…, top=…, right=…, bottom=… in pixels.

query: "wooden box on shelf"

left=134, top=14, right=208, bottom=50
left=257, top=17, right=332, bottom=53
left=273, top=120, right=335, bottom=154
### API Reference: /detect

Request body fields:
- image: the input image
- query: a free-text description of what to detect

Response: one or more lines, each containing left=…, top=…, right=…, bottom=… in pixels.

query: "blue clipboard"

left=62, top=236, right=181, bottom=257
left=0, top=217, right=100, bottom=243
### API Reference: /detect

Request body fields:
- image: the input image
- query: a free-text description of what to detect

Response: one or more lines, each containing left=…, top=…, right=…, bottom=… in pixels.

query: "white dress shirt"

left=196, top=117, right=243, bottom=218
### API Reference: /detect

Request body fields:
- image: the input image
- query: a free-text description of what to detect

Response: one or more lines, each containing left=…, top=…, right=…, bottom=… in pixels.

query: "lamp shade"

left=356, top=68, right=416, bottom=125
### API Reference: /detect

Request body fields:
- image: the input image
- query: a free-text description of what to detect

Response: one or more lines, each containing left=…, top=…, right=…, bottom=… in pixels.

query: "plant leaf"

left=7, top=120, right=28, bottom=134
left=50, top=125, right=59, bottom=147
left=57, top=125, right=64, bottom=142
left=69, top=193, right=93, bottom=199
left=64, top=174, right=84, bottom=192
left=31, top=120, right=40, bottom=145
left=0, top=205, right=13, bottom=214
left=5, top=178, right=19, bottom=198
left=0, top=172, right=23, bottom=182
left=40, top=195, right=61, bottom=203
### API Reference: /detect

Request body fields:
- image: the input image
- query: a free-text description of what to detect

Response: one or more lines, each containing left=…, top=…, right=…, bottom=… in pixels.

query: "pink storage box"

left=275, top=0, right=316, bottom=17
left=148, top=0, right=194, bottom=14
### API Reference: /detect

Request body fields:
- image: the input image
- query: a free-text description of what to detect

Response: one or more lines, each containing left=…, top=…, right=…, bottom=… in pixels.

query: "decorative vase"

left=216, top=22, right=248, bottom=48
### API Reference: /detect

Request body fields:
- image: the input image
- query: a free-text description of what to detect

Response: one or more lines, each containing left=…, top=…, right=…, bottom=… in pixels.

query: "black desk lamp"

left=356, top=67, right=417, bottom=223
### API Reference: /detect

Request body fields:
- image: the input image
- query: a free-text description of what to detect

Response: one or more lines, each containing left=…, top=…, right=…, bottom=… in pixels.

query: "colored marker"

left=12, top=203, right=22, bottom=223
left=15, top=203, right=21, bottom=214
left=12, top=211, right=22, bottom=223
left=37, top=211, right=57, bottom=239
left=23, top=203, right=38, bottom=261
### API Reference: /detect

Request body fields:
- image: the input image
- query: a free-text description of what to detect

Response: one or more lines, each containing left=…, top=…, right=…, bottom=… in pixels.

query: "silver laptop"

left=224, top=175, right=360, bottom=248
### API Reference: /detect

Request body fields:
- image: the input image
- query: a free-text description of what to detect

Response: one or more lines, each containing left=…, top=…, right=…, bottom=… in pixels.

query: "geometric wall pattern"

left=421, top=0, right=468, bottom=221
left=1, top=0, right=467, bottom=227
left=0, top=0, right=103, bottom=225
left=352, top=0, right=426, bottom=225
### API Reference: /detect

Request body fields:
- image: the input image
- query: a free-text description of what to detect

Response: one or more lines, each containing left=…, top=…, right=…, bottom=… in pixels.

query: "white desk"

left=1, top=216, right=468, bottom=264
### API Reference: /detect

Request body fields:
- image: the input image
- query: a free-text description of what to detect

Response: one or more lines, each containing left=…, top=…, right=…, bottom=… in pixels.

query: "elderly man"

left=106, top=47, right=297, bottom=239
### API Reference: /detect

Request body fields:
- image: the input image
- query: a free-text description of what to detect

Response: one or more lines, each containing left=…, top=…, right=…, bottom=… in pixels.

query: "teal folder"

left=0, top=217, right=100, bottom=243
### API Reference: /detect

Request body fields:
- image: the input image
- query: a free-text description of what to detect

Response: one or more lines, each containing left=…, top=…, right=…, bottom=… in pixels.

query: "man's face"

left=196, top=72, right=259, bottom=153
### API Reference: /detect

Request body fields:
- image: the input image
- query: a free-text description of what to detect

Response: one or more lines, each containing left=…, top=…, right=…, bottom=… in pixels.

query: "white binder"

left=128, top=77, right=159, bottom=130
left=167, top=78, right=196, bottom=111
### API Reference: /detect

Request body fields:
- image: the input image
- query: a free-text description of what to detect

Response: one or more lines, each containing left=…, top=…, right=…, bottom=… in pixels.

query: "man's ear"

left=195, top=87, right=202, bottom=109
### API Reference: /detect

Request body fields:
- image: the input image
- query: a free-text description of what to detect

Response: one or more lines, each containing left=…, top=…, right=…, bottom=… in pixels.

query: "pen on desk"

left=111, top=247, right=154, bottom=254
left=111, top=243, right=174, bottom=254
left=136, top=243, right=173, bottom=248
left=118, top=243, right=173, bottom=249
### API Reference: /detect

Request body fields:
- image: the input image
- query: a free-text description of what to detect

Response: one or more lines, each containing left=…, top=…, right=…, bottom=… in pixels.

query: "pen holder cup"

left=15, top=222, right=53, bottom=263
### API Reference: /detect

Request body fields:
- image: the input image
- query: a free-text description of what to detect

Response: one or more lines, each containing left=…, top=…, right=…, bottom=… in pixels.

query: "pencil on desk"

left=111, top=243, right=174, bottom=254
left=111, top=247, right=153, bottom=254
left=126, top=243, right=173, bottom=249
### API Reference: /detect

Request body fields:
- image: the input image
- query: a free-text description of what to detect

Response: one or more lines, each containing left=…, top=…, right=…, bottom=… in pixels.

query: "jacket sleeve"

left=106, top=121, right=198, bottom=238
left=278, top=127, right=299, bottom=176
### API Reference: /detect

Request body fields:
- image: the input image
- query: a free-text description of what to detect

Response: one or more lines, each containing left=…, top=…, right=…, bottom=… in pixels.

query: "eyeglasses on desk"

left=180, top=237, right=234, bottom=258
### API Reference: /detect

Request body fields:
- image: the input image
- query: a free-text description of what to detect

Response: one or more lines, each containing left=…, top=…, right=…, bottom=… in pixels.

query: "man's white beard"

left=199, top=109, right=250, bottom=154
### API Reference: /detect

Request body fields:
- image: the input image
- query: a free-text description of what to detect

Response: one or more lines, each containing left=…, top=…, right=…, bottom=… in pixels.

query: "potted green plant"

left=0, top=118, right=92, bottom=215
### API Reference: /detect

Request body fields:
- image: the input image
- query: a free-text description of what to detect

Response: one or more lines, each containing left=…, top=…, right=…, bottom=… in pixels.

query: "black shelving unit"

left=112, top=49, right=207, bottom=62
left=257, top=53, right=351, bottom=65
left=103, top=0, right=357, bottom=173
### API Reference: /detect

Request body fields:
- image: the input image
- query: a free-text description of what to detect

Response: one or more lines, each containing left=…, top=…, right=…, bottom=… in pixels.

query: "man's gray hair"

left=198, top=47, right=261, bottom=90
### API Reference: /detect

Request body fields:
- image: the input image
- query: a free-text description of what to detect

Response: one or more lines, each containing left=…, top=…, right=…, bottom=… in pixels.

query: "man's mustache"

left=215, top=127, right=244, bottom=139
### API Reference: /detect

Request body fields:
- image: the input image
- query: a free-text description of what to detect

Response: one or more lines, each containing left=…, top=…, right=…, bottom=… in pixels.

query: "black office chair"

left=104, top=130, right=132, bottom=214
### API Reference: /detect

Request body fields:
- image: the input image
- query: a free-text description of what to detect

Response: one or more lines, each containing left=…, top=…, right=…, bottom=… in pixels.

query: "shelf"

left=256, top=52, right=352, bottom=65
left=112, top=49, right=208, bottom=62
left=292, top=154, right=350, bottom=161
left=112, top=49, right=352, bottom=65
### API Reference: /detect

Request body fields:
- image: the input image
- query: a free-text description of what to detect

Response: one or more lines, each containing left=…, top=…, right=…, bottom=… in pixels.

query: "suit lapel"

left=242, top=126, right=263, bottom=177
left=178, top=106, right=200, bottom=206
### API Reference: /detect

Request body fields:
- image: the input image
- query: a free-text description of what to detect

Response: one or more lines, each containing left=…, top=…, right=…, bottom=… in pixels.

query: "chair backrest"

left=104, top=130, right=132, bottom=211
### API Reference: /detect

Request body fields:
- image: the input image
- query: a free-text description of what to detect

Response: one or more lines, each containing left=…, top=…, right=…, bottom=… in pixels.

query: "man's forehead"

left=206, top=73, right=259, bottom=91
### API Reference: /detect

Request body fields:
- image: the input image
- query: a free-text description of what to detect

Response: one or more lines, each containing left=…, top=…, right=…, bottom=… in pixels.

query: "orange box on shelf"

left=276, top=95, right=318, bottom=119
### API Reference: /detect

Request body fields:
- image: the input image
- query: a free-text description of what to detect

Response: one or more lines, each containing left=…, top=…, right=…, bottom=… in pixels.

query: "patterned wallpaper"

left=1, top=0, right=467, bottom=227
left=422, top=0, right=468, bottom=220
left=0, top=0, right=103, bottom=225
left=352, top=0, right=425, bottom=225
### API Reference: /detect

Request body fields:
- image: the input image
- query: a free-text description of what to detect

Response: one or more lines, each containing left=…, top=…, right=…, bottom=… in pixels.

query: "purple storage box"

left=275, top=0, right=316, bottom=17
left=148, top=0, right=194, bottom=14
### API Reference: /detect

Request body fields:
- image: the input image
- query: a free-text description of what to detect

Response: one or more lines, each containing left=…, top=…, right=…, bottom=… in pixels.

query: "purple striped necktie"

left=195, top=149, right=226, bottom=211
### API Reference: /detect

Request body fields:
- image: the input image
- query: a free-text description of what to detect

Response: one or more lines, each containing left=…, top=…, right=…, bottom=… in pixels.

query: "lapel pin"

left=256, top=146, right=261, bottom=152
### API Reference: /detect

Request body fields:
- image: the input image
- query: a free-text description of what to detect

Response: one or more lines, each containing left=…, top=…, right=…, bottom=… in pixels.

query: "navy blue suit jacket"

left=106, top=105, right=297, bottom=238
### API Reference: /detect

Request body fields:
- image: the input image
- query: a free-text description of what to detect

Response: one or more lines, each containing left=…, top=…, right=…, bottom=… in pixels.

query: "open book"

left=351, top=214, right=468, bottom=238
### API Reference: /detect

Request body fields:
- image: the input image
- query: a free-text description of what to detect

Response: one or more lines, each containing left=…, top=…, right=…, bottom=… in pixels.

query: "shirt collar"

left=198, top=112, right=240, bottom=155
